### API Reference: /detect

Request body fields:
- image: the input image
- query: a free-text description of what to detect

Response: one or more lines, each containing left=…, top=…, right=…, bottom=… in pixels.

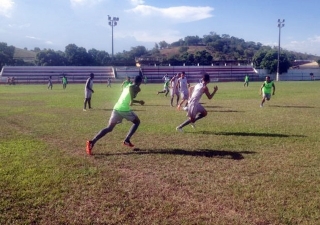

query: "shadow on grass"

left=270, top=105, right=315, bottom=109
left=199, top=131, right=306, bottom=138
left=94, top=148, right=256, bottom=160
left=207, top=109, right=243, bottom=113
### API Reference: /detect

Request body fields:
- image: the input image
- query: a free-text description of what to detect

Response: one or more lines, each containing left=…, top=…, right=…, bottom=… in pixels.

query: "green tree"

left=158, top=41, right=169, bottom=49
left=64, top=44, right=92, bottom=66
left=0, top=42, right=15, bottom=70
left=35, top=49, right=66, bottom=66
left=254, top=49, right=291, bottom=74
left=194, top=50, right=213, bottom=65
left=184, top=36, right=200, bottom=46
left=88, top=49, right=111, bottom=66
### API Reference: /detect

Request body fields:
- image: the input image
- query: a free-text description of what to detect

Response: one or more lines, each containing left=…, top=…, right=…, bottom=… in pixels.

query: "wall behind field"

left=256, top=68, right=320, bottom=81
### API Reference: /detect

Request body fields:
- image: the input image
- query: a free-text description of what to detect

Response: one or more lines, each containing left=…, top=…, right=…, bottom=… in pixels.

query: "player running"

left=176, top=71, right=190, bottom=110
left=170, top=73, right=180, bottom=107
left=86, top=75, right=145, bottom=155
left=157, top=74, right=170, bottom=96
left=260, top=76, right=275, bottom=107
left=176, top=73, right=218, bottom=132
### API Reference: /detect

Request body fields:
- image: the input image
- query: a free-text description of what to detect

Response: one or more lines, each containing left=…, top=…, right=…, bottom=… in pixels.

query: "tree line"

left=1, top=32, right=319, bottom=74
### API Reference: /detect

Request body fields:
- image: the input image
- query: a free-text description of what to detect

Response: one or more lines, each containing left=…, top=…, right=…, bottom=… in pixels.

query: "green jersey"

left=164, top=80, right=170, bottom=88
left=62, top=77, right=67, bottom=84
left=263, top=81, right=273, bottom=94
left=245, top=75, right=249, bottom=82
left=122, top=80, right=132, bottom=88
left=114, top=84, right=132, bottom=111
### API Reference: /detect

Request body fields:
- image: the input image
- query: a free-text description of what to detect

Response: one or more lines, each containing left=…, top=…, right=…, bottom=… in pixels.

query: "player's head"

left=202, top=73, right=210, bottom=84
left=266, top=76, right=271, bottom=81
left=90, top=73, right=94, bottom=78
left=134, top=75, right=143, bottom=86
left=181, top=71, right=185, bottom=77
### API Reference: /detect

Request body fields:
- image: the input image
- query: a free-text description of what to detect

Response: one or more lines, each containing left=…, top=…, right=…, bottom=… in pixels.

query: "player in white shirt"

left=176, top=73, right=218, bottom=132
left=83, top=73, right=94, bottom=111
left=176, top=71, right=190, bottom=110
left=170, top=73, right=180, bottom=107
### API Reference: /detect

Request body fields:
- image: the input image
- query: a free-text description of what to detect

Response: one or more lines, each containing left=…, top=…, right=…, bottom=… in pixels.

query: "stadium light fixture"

left=276, top=19, right=285, bottom=81
left=108, top=15, right=119, bottom=59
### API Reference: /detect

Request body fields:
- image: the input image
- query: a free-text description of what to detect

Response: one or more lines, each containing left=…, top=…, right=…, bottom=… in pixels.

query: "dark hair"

left=203, top=73, right=210, bottom=82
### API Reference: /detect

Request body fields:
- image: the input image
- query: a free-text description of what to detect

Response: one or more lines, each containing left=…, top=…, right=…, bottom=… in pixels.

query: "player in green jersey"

left=244, top=74, right=249, bottom=87
left=260, top=76, right=275, bottom=107
left=86, top=75, right=145, bottom=155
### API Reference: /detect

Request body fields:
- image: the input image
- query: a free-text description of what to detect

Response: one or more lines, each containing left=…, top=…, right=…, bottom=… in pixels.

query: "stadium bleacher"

left=139, top=65, right=258, bottom=83
left=0, top=65, right=258, bottom=84
left=0, top=66, right=115, bottom=84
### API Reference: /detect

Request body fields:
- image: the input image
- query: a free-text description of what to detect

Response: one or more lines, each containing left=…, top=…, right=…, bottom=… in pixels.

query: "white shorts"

left=85, top=90, right=92, bottom=98
left=109, top=110, right=138, bottom=124
left=170, top=88, right=179, bottom=97
left=180, top=90, right=189, bottom=100
left=187, top=102, right=205, bottom=119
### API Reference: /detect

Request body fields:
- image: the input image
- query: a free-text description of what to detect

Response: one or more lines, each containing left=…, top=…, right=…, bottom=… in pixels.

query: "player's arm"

left=272, top=83, right=275, bottom=95
left=175, top=79, right=180, bottom=89
left=86, top=79, right=94, bottom=92
left=260, top=83, right=265, bottom=95
left=188, top=85, right=195, bottom=98
left=204, top=86, right=218, bottom=100
left=129, top=85, right=144, bottom=106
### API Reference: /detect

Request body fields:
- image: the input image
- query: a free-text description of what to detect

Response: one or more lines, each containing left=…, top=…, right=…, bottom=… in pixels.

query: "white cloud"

left=8, top=23, right=30, bottom=29
left=0, top=0, right=15, bottom=17
left=126, top=5, right=214, bottom=23
left=118, top=29, right=181, bottom=43
left=70, top=0, right=102, bottom=7
left=308, top=35, right=320, bottom=43
left=284, top=36, right=320, bottom=55
left=129, top=0, right=144, bottom=6
left=26, top=36, right=53, bottom=46
left=26, top=36, right=41, bottom=40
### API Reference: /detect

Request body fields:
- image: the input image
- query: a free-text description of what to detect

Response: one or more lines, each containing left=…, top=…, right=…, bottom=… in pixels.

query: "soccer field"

left=1, top=81, right=320, bottom=224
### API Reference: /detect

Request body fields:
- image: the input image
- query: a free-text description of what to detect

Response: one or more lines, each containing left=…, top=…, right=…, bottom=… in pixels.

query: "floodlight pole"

left=276, top=19, right=285, bottom=81
left=108, top=15, right=119, bottom=60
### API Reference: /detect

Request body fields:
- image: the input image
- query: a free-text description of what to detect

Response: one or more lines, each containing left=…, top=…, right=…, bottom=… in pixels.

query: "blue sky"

left=1, top=0, right=320, bottom=56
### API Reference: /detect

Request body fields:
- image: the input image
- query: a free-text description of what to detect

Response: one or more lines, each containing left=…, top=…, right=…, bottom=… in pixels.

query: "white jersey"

left=178, top=77, right=188, bottom=92
left=85, top=78, right=93, bottom=91
left=171, top=77, right=178, bottom=90
left=189, top=83, right=204, bottom=105
left=187, top=83, right=206, bottom=119
left=85, top=77, right=93, bottom=98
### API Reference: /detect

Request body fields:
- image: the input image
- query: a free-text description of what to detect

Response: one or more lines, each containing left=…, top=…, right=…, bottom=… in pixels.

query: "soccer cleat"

left=190, top=123, right=196, bottom=129
left=176, top=127, right=183, bottom=132
left=86, top=140, right=93, bottom=155
left=83, top=109, right=87, bottom=111
left=260, top=104, right=263, bottom=108
left=123, top=140, right=134, bottom=147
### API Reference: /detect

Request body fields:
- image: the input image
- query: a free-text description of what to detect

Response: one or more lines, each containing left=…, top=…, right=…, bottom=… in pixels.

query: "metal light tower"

left=108, top=15, right=119, bottom=59
left=276, top=19, right=285, bottom=81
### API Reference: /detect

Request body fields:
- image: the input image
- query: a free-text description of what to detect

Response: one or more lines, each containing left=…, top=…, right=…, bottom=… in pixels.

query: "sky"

left=1, top=0, right=320, bottom=56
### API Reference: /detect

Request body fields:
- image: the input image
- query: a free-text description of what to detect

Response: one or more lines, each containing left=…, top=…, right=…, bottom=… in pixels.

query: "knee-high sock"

left=178, top=119, right=191, bottom=129
left=194, top=113, right=205, bottom=122
left=125, top=121, right=140, bottom=141
left=92, top=126, right=114, bottom=145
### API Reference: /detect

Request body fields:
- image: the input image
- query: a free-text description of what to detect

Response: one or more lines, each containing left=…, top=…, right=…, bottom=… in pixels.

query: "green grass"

left=1, top=81, right=320, bottom=224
